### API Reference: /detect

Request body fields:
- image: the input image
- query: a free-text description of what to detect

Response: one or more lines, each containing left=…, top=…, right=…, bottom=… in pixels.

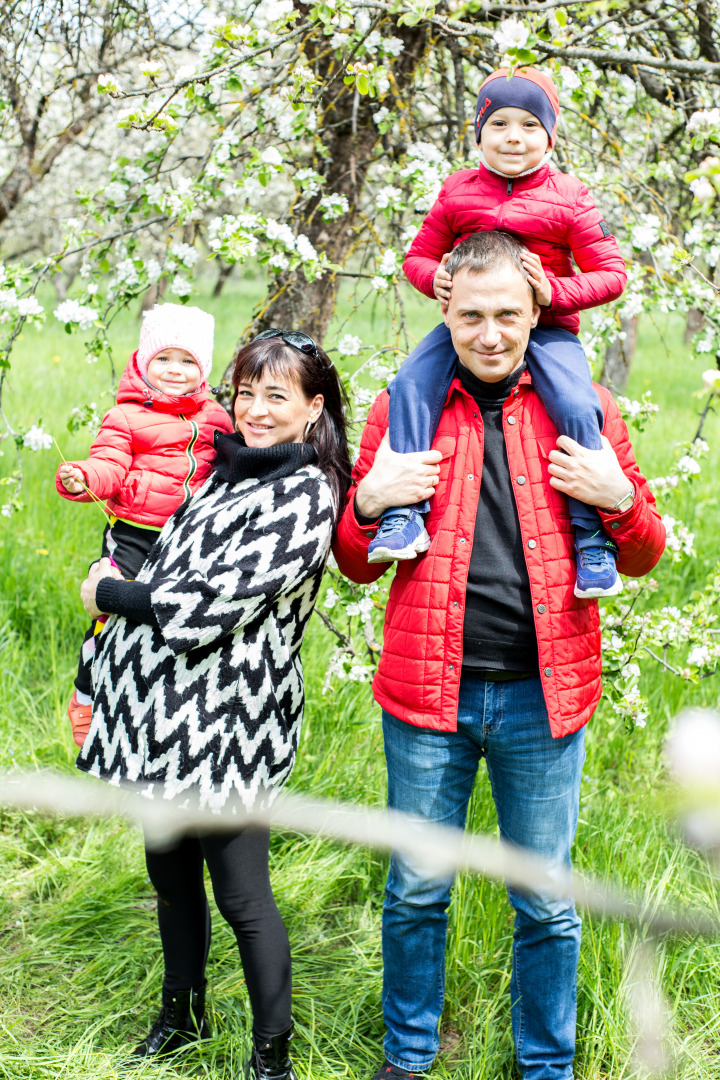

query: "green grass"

left=1, top=273, right=720, bottom=1078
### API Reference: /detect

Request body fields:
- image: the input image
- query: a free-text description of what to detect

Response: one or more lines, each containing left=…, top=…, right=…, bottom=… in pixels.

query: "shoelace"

left=579, top=546, right=612, bottom=568
left=376, top=512, right=414, bottom=538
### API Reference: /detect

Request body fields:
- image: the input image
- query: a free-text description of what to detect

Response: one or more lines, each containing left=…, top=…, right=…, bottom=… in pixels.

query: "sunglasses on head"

left=252, top=328, right=321, bottom=361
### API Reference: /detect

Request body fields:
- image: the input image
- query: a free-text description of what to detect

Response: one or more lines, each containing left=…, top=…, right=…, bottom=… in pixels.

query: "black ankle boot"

left=130, top=983, right=210, bottom=1059
left=247, top=1022, right=297, bottom=1080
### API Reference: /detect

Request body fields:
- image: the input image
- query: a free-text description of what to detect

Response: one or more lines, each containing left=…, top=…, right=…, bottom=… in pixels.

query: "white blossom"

left=104, top=181, right=127, bottom=204
left=319, top=193, right=350, bottom=221
left=170, top=242, right=199, bottom=267
left=559, top=66, right=581, bottom=91
left=269, top=253, right=290, bottom=271
left=376, top=185, right=403, bottom=210
left=295, top=168, right=324, bottom=197
left=371, top=275, right=389, bottom=292
left=687, top=108, right=720, bottom=132
left=364, top=30, right=382, bottom=54
left=145, top=259, right=162, bottom=284
left=174, top=64, right=197, bottom=84
left=123, top=165, right=147, bottom=184
left=1, top=504, right=12, bottom=518
left=114, top=258, right=140, bottom=288
left=23, top=424, right=53, bottom=451
left=689, top=176, right=714, bottom=202
left=54, top=299, right=98, bottom=329
left=373, top=107, right=390, bottom=126
left=493, top=18, right=529, bottom=55
left=261, top=146, right=283, bottom=167
left=378, top=249, right=398, bottom=277
left=687, top=645, right=712, bottom=667
left=296, top=234, right=318, bottom=262
left=677, top=455, right=701, bottom=476
left=16, top=296, right=44, bottom=317
left=265, top=219, right=297, bottom=249
left=170, top=274, right=193, bottom=298
left=630, top=213, right=662, bottom=250
left=382, top=36, right=405, bottom=57
left=97, top=72, right=122, bottom=93
left=323, top=587, right=339, bottom=610
left=337, top=334, right=363, bottom=357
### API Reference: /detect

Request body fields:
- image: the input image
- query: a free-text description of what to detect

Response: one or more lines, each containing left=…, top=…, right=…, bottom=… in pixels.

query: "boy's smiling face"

left=480, top=106, right=549, bottom=176
left=146, top=347, right=203, bottom=395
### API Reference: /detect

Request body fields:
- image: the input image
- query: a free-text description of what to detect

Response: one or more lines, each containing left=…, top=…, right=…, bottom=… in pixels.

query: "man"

left=333, top=230, right=665, bottom=1080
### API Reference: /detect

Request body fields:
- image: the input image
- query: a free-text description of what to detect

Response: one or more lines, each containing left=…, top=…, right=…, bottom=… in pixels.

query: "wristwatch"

left=603, top=487, right=635, bottom=514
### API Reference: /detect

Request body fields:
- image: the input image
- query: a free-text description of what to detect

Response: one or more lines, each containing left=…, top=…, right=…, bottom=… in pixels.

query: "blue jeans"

left=387, top=321, right=604, bottom=532
left=381, top=673, right=585, bottom=1078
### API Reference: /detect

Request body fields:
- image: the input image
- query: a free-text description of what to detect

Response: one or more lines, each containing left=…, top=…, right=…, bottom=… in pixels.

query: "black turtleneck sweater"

left=458, top=362, right=539, bottom=676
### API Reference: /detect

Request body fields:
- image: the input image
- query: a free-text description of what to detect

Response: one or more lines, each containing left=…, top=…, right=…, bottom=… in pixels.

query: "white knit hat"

left=137, top=303, right=215, bottom=381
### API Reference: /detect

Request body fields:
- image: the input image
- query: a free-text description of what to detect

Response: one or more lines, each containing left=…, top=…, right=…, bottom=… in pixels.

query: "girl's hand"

left=59, top=464, right=87, bottom=494
left=521, top=251, right=553, bottom=307
left=433, top=253, right=453, bottom=313
left=81, top=557, right=123, bottom=619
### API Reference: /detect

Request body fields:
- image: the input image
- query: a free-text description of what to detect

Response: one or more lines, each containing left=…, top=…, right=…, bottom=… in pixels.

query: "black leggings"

left=144, top=829, right=291, bottom=1040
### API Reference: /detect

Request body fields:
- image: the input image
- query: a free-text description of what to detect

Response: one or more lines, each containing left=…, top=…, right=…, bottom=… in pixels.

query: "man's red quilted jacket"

left=403, top=162, right=627, bottom=334
left=333, top=373, right=665, bottom=738
left=56, top=352, right=233, bottom=527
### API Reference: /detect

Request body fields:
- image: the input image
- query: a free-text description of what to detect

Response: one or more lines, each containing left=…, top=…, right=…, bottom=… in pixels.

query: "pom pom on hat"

left=474, top=67, right=560, bottom=147
left=137, top=303, right=215, bottom=381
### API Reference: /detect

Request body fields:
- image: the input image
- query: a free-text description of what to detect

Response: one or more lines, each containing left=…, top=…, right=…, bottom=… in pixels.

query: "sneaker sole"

left=574, top=577, right=624, bottom=599
left=368, top=532, right=431, bottom=564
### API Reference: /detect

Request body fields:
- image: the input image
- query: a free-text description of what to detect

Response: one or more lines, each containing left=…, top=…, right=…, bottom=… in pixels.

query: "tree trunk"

left=600, top=315, right=638, bottom=393
left=213, top=260, right=233, bottom=297
left=138, top=277, right=168, bottom=317
left=684, top=307, right=705, bottom=343
left=220, top=20, right=428, bottom=394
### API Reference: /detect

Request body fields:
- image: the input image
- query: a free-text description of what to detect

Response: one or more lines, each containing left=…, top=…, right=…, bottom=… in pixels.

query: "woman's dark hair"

left=231, top=338, right=352, bottom=522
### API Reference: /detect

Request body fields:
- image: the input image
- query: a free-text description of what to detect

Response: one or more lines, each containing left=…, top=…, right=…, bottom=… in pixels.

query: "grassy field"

left=0, top=273, right=719, bottom=1079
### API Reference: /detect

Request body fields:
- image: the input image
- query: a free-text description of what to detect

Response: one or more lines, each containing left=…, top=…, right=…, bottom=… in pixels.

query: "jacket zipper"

left=506, top=179, right=513, bottom=196
left=180, top=414, right=200, bottom=501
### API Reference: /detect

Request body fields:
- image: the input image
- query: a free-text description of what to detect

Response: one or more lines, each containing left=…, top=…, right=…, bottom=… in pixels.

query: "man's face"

left=444, top=264, right=540, bottom=382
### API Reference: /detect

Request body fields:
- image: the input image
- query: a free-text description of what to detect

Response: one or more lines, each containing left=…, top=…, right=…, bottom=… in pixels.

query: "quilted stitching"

left=333, top=374, right=665, bottom=739
left=403, top=163, right=627, bottom=333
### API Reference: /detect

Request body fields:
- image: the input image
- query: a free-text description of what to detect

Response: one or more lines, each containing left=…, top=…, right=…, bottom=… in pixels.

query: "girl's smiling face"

left=146, top=347, right=203, bottom=395
left=233, top=370, right=323, bottom=447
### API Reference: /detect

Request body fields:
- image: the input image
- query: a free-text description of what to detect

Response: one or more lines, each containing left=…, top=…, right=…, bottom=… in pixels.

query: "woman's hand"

left=548, top=435, right=633, bottom=509
left=433, top=253, right=453, bottom=313
left=355, top=433, right=442, bottom=520
left=81, top=557, right=123, bottom=619
left=521, top=251, right=553, bottom=307
left=59, top=464, right=87, bottom=494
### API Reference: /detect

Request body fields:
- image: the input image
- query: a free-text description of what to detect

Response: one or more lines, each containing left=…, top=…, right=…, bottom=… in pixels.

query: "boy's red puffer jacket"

left=333, top=374, right=665, bottom=739
left=56, top=352, right=233, bottom=528
left=403, top=162, right=627, bottom=333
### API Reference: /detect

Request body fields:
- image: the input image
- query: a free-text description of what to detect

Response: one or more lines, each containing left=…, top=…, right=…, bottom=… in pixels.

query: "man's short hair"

left=445, top=230, right=531, bottom=289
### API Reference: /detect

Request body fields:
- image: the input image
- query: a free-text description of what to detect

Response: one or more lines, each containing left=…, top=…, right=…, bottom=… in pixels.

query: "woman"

left=77, top=330, right=351, bottom=1079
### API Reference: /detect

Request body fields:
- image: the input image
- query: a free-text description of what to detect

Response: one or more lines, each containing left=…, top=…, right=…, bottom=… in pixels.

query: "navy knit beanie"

left=474, top=67, right=560, bottom=147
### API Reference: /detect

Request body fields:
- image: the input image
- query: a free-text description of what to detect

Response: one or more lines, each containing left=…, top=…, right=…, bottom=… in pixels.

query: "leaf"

left=357, top=73, right=370, bottom=95
left=555, top=7, right=567, bottom=26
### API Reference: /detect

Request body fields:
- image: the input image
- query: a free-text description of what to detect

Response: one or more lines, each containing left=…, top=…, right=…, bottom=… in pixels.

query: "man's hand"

left=59, top=464, right=87, bottom=494
left=355, top=434, right=442, bottom=520
left=521, top=251, right=553, bottom=307
left=80, top=557, right=123, bottom=619
left=432, top=253, right=452, bottom=312
left=548, top=435, right=633, bottom=509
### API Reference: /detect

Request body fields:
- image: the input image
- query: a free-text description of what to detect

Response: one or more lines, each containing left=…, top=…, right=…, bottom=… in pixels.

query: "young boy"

left=369, top=67, right=628, bottom=598
left=57, top=303, right=233, bottom=745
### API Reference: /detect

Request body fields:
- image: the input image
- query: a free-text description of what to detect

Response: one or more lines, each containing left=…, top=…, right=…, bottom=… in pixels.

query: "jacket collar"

left=476, top=160, right=552, bottom=192
left=445, top=361, right=532, bottom=410
left=213, top=432, right=317, bottom=483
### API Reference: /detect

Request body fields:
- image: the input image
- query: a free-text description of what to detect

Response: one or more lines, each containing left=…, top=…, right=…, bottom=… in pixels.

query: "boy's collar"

left=478, top=148, right=553, bottom=181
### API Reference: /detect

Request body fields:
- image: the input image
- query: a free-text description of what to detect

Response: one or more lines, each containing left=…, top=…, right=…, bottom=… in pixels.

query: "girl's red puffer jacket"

left=56, top=352, right=233, bottom=528
left=403, top=162, right=627, bottom=334
left=333, top=373, right=665, bottom=739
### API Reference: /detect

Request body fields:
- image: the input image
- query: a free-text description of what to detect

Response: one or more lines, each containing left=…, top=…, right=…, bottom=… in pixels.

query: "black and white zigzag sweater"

left=77, top=435, right=335, bottom=811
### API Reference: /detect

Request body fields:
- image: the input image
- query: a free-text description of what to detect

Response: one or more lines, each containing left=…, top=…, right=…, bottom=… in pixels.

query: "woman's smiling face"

left=233, top=369, right=323, bottom=447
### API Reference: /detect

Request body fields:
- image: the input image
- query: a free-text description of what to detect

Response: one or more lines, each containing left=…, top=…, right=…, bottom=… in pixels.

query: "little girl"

left=57, top=303, right=233, bottom=745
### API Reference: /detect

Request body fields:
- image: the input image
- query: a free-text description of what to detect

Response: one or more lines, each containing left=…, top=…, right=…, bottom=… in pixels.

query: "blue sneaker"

left=574, top=531, right=623, bottom=598
left=367, top=508, right=431, bottom=564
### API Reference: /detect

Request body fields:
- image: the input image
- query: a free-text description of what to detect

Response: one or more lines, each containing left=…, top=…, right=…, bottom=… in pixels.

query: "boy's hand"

left=433, top=253, right=453, bottom=312
left=59, top=464, right=87, bottom=494
left=522, top=251, right=553, bottom=307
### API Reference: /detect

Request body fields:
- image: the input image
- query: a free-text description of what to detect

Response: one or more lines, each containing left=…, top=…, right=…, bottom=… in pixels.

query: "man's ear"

left=530, top=302, right=541, bottom=329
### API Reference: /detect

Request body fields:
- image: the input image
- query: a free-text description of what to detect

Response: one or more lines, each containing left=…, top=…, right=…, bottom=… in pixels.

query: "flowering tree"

left=2, top=0, right=720, bottom=722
